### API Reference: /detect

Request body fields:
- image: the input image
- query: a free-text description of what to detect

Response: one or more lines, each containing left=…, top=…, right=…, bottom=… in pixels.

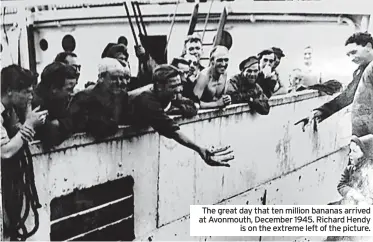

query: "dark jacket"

left=60, top=83, right=130, bottom=140
left=256, top=72, right=278, bottom=98
left=166, top=97, right=198, bottom=118
left=32, top=85, right=72, bottom=148
left=227, top=74, right=270, bottom=115
left=351, top=61, right=373, bottom=137
left=132, top=90, right=180, bottom=138
left=315, top=64, right=367, bottom=122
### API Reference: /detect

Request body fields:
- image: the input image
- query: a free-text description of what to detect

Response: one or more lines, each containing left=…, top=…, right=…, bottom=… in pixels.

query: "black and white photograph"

left=0, top=0, right=372, bottom=241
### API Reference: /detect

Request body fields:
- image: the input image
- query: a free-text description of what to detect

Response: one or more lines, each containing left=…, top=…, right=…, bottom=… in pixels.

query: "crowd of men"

left=1, top=33, right=293, bottom=154
left=1, top=29, right=373, bottom=240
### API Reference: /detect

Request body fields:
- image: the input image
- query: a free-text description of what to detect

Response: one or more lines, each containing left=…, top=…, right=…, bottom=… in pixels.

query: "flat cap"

left=239, top=56, right=258, bottom=71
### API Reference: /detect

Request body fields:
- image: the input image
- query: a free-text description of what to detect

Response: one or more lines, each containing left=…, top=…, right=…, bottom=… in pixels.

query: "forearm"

left=315, top=78, right=359, bottom=121
left=273, top=85, right=288, bottom=95
left=229, top=92, right=250, bottom=104
left=251, top=99, right=270, bottom=115
left=170, top=130, right=202, bottom=154
left=1, top=132, right=25, bottom=159
left=200, top=101, right=221, bottom=109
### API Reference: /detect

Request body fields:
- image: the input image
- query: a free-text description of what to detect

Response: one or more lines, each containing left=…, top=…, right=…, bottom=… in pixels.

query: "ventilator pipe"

left=360, top=15, right=370, bottom=32
left=337, top=15, right=356, bottom=29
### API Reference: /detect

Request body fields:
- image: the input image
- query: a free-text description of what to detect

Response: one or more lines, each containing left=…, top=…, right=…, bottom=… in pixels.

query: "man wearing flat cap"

left=132, top=64, right=234, bottom=167
left=226, top=56, right=269, bottom=115
left=60, top=58, right=132, bottom=140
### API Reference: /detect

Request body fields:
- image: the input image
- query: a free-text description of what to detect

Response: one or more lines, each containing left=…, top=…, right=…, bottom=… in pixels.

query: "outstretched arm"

left=250, top=90, right=270, bottom=115
left=315, top=68, right=362, bottom=122
left=170, top=130, right=233, bottom=167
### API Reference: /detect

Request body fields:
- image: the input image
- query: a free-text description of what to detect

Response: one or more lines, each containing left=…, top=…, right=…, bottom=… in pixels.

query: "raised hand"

left=262, top=65, right=272, bottom=78
left=25, top=106, right=48, bottom=128
left=199, top=145, right=234, bottom=167
left=135, top=45, right=146, bottom=58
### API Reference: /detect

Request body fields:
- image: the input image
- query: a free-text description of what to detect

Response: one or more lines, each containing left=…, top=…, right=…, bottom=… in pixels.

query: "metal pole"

left=123, top=2, right=138, bottom=46
left=164, top=0, right=179, bottom=56
left=201, top=0, right=214, bottom=42
left=131, top=1, right=143, bottom=36
left=135, top=1, right=147, bottom=36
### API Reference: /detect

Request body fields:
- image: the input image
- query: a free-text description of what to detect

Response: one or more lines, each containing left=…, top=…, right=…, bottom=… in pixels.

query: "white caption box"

left=190, top=205, right=373, bottom=237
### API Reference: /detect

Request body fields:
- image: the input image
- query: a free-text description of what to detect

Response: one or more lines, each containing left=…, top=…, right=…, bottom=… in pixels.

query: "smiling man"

left=298, top=32, right=373, bottom=131
left=193, top=45, right=231, bottom=109
left=59, top=58, right=132, bottom=140
left=132, top=64, right=234, bottom=167
left=183, top=33, right=205, bottom=71
left=226, top=56, right=269, bottom=115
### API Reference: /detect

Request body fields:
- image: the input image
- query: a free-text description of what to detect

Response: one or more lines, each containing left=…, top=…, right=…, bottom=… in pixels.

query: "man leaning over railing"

left=132, top=64, right=234, bottom=167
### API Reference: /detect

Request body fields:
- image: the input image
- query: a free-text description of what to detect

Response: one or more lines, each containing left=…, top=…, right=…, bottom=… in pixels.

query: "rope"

left=5, top=145, right=41, bottom=241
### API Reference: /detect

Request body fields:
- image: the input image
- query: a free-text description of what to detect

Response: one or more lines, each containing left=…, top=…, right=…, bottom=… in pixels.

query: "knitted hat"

left=239, top=56, right=258, bottom=71
left=98, top=58, right=126, bottom=76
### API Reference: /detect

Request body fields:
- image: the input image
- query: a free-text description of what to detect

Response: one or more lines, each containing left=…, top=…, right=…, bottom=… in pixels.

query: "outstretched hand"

left=294, top=110, right=322, bottom=132
left=199, top=145, right=234, bottom=167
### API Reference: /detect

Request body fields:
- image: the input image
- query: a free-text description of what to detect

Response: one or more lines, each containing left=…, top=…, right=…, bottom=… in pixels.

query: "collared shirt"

left=0, top=102, right=10, bottom=146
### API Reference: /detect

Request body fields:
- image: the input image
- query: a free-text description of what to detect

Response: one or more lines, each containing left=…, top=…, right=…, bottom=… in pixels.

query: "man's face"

left=212, top=53, right=229, bottom=75
left=185, top=41, right=202, bottom=61
left=114, top=52, right=129, bottom=66
left=184, top=54, right=199, bottom=77
left=345, top=43, right=373, bottom=66
left=289, top=69, right=303, bottom=86
left=62, top=78, right=78, bottom=95
left=242, top=63, right=259, bottom=84
left=259, top=53, right=275, bottom=70
left=101, top=69, right=129, bottom=94
left=11, top=86, right=33, bottom=109
left=304, top=48, right=312, bottom=65
left=349, top=141, right=364, bottom=165
left=177, top=63, right=190, bottom=82
left=65, top=55, right=81, bottom=76
left=162, top=75, right=183, bottom=100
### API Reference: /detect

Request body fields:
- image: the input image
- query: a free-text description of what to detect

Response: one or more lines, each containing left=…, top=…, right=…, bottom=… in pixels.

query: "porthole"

left=62, top=34, right=76, bottom=52
left=39, top=39, right=48, bottom=51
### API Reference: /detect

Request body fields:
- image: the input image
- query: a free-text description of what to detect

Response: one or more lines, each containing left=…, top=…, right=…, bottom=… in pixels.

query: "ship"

left=0, top=0, right=372, bottom=241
